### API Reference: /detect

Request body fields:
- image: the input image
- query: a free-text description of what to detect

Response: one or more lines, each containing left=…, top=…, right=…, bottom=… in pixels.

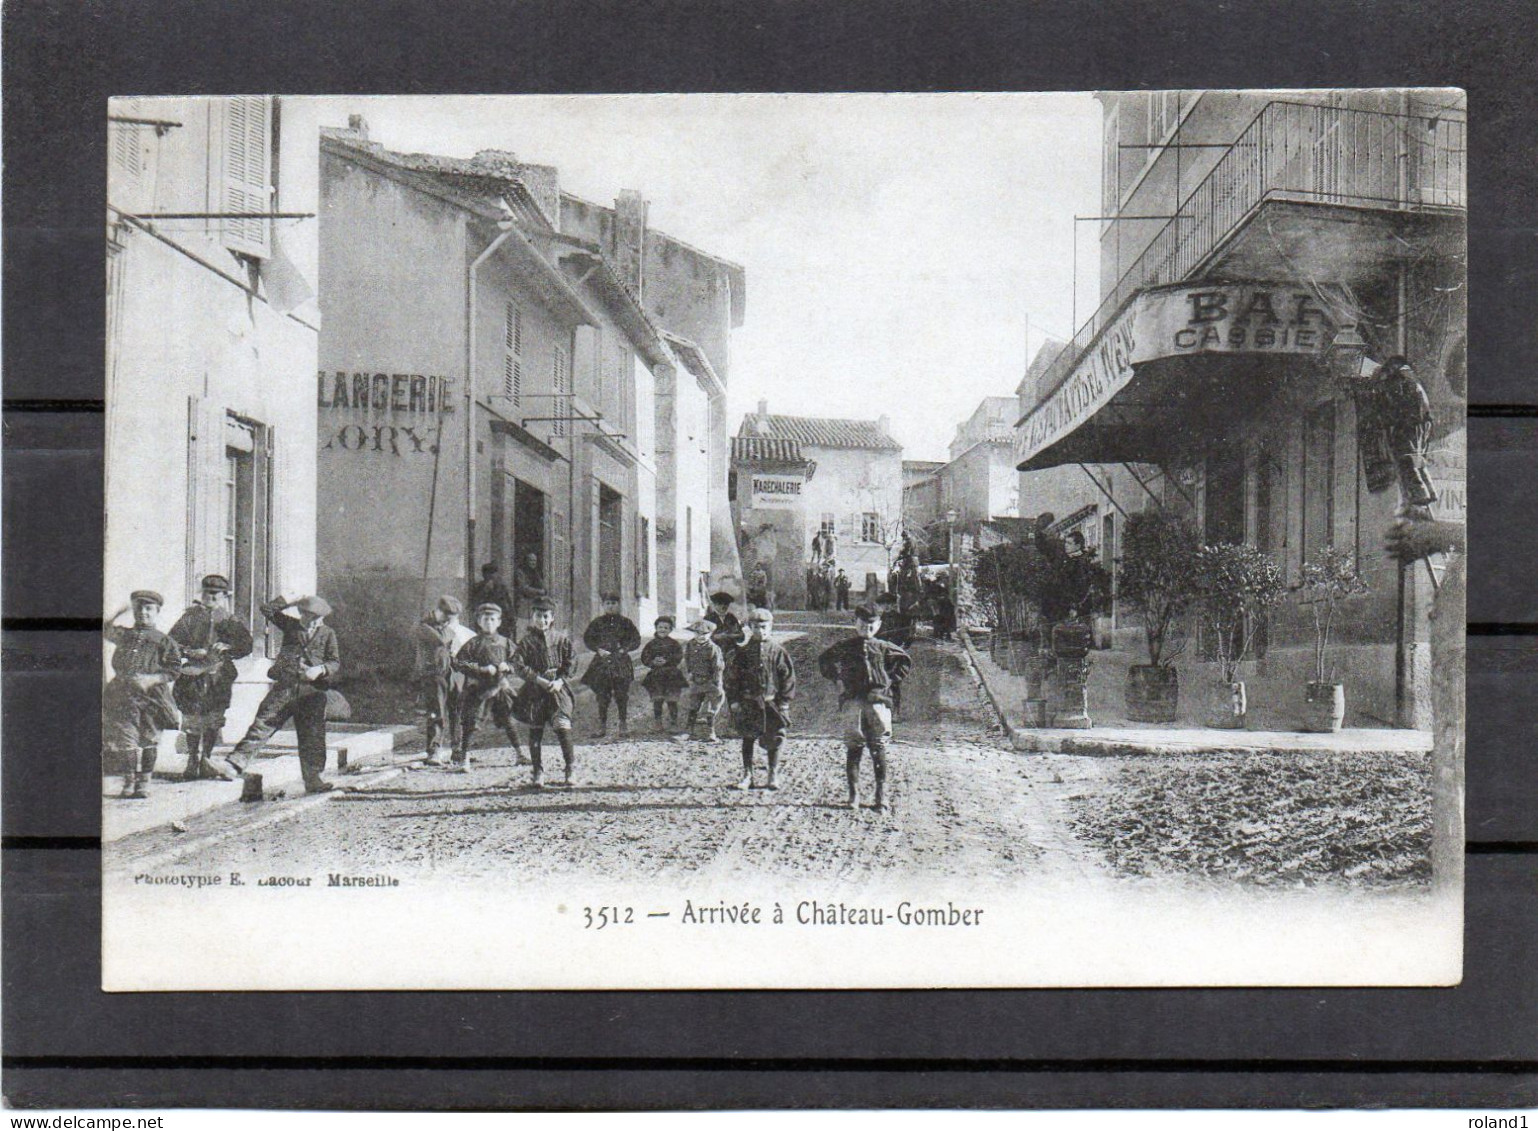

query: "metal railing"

left=1033, top=100, right=1466, bottom=410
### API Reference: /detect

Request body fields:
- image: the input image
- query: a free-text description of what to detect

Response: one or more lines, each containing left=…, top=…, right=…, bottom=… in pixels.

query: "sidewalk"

left=101, top=723, right=411, bottom=844
left=959, top=628, right=1431, bottom=758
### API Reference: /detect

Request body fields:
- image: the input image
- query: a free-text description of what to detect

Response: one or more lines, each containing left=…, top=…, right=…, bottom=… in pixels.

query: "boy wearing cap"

left=169, top=574, right=255, bottom=781
left=582, top=594, right=641, bottom=737
left=639, top=615, right=687, bottom=730
left=725, top=608, right=796, bottom=790
left=678, top=619, right=726, bottom=742
left=818, top=604, right=912, bottom=811
left=451, top=603, right=526, bottom=771
left=414, top=595, right=475, bottom=765
left=221, top=595, right=342, bottom=795
left=706, top=590, right=745, bottom=658
left=511, top=597, right=578, bottom=787
left=103, top=591, right=184, bottom=798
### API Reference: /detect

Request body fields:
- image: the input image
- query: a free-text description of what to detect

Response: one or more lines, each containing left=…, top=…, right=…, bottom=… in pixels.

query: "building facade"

left=937, top=396, right=1022, bottom=529
left=1016, top=90, right=1466, bottom=728
left=106, top=95, right=322, bottom=737
left=316, top=124, right=743, bottom=675
left=731, top=404, right=904, bottom=604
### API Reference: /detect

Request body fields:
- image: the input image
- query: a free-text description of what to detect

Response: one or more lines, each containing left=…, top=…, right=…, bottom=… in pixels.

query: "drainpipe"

left=465, top=211, right=517, bottom=593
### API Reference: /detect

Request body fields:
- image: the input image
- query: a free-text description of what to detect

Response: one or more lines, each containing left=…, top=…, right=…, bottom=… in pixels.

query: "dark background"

left=5, top=0, right=1536, bottom=1110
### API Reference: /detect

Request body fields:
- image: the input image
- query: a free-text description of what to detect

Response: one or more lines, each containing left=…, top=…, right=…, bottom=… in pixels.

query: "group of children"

left=106, top=580, right=917, bottom=810
left=414, top=588, right=914, bottom=807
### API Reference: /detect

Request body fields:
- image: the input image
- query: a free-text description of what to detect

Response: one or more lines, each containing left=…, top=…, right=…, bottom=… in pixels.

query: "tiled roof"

left=904, top=460, right=946, bottom=473
left=740, top=413, right=902, bottom=451
left=731, top=436, right=806, bottom=464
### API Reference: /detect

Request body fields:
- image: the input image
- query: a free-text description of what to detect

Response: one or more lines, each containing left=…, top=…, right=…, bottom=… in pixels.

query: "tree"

left=1117, top=510, right=1202, bottom=667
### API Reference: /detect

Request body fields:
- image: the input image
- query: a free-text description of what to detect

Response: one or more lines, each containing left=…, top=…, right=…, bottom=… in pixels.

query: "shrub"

left=1117, top=510, right=1203, bottom=667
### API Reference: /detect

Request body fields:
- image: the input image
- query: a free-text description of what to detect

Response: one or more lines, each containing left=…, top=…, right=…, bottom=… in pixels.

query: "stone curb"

left=957, top=627, right=1019, bottom=746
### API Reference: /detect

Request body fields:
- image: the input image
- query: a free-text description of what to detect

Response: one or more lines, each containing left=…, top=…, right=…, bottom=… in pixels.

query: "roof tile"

left=739, top=413, right=901, bottom=451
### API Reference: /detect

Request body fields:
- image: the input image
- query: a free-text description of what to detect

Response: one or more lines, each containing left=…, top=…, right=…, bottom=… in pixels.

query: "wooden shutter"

left=503, top=303, right=523, bottom=402
left=219, top=96, right=272, bottom=257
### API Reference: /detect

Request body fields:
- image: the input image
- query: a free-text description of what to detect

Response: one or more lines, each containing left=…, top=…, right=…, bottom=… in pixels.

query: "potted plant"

left=1116, top=510, right=1201, bottom=723
left=1299, top=546, right=1370, bottom=732
left=1194, top=542, right=1286, bottom=729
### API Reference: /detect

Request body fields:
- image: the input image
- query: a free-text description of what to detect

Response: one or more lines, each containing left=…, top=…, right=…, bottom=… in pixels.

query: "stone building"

left=731, top=403, right=904, bottom=605
left=106, top=95, right=323, bottom=737
left=1016, top=90, right=1465, bottom=727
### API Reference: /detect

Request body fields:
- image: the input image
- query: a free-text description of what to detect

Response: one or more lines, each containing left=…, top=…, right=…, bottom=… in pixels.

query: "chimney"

left=347, top=114, right=370, bottom=141
left=755, top=399, right=770, bottom=435
left=878, top=414, right=891, bottom=437
left=612, top=189, right=649, bottom=299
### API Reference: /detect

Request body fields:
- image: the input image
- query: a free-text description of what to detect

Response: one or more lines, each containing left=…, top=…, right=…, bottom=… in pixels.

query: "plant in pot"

left=1299, top=546, right=1370, bottom=733
left=1116, top=510, right=1202, bottom=723
left=1193, top=542, right=1286, bottom=729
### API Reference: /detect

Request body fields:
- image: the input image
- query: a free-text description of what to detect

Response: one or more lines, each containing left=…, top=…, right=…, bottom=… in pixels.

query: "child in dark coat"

left=639, top=615, right=687, bottom=729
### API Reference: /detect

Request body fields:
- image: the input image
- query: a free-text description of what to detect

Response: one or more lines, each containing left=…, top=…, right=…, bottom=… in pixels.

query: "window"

left=502, top=302, right=523, bottom=404
left=685, top=506, right=693, bottom=588
left=215, top=414, right=273, bottom=647
left=109, top=100, right=152, bottom=213
left=551, top=344, right=570, bottom=438
left=1146, top=91, right=1181, bottom=151
left=217, top=96, right=272, bottom=258
left=1101, top=102, right=1121, bottom=216
left=861, top=512, right=881, bottom=544
left=1302, top=403, right=1336, bottom=564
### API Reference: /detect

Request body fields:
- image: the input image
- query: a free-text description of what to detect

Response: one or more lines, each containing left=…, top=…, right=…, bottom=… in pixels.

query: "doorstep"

left=101, top=724, right=413, bottom=844
left=957, top=628, right=1431, bottom=758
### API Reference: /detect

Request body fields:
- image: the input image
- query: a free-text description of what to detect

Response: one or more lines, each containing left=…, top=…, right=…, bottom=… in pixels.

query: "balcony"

left=1037, top=100, right=1465, bottom=404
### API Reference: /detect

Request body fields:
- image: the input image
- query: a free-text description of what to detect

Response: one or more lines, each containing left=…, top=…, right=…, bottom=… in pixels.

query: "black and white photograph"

left=100, top=91, right=1467, bottom=990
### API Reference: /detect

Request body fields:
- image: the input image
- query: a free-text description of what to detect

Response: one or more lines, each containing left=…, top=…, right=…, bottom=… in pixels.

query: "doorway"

left=513, top=480, right=546, bottom=587
left=598, top=483, right=623, bottom=600
left=1204, top=445, right=1245, bottom=545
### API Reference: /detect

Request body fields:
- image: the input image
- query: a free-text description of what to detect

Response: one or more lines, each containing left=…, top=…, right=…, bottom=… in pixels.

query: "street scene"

left=102, top=92, right=1465, bottom=988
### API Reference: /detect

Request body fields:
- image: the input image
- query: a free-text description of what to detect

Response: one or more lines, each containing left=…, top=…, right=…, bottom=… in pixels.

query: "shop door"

left=513, top=480, right=546, bottom=582
left=598, top=484, right=623, bottom=600
left=1204, top=446, right=1246, bottom=545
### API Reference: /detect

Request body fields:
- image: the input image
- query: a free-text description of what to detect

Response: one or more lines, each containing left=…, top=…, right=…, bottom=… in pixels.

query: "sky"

left=310, top=94, right=1102, bottom=463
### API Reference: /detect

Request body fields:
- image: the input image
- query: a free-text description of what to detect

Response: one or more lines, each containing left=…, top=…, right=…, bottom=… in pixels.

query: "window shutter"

left=503, top=303, right=523, bottom=402
left=220, top=96, right=272, bottom=258
left=109, top=102, right=150, bottom=212
left=552, top=345, right=569, bottom=438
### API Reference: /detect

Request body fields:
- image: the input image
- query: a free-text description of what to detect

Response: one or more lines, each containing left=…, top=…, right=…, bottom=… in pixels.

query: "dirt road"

left=109, top=625, right=1107, bottom=888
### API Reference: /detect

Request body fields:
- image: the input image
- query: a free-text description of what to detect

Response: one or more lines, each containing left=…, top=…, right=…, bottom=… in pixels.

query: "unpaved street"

left=108, top=625, right=1107, bottom=888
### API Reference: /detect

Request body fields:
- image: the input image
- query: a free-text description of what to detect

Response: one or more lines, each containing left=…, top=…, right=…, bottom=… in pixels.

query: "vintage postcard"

left=101, top=91, right=1466, bottom=989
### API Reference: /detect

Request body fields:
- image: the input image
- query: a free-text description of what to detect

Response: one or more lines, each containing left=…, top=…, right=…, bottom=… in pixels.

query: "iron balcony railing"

left=1031, top=99, right=1466, bottom=415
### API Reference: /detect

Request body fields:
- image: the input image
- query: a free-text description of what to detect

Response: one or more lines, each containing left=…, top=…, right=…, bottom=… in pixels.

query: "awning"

left=1016, top=282, right=1346, bottom=471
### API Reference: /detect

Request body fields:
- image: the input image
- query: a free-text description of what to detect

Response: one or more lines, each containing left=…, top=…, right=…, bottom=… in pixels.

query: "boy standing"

left=511, top=597, right=578, bottom=788
left=818, top=604, right=912, bottom=811
left=168, top=573, right=254, bottom=781
left=582, top=594, right=641, bottom=736
left=450, top=603, right=525, bottom=772
left=639, top=615, right=687, bottom=730
left=725, top=607, right=796, bottom=791
left=221, top=595, right=341, bottom=795
left=678, top=619, right=726, bottom=742
left=414, top=595, right=474, bottom=765
left=873, top=591, right=914, bottom=715
left=103, top=591, right=183, bottom=798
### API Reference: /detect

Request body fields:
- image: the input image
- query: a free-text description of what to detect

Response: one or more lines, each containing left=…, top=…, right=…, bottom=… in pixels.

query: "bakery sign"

left=750, top=473, right=804, bottom=510
left=1017, top=283, right=1338, bottom=465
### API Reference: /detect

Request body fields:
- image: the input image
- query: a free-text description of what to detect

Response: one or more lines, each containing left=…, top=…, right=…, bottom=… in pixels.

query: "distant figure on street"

left=834, top=567, right=851, bottom=611
left=222, top=595, right=341, bottom=795
left=169, top=573, right=253, bottom=781
left=511, top=597, right=577, bottom=788
left=582, top=594, right=641, bottom=737
left=819, top=603, right=912, bottom=812
left=726, top=608, right=796, bottom=791
left=873, top=591, right=914, bottom=715
left=639, top=615, right=687, bottom=730
left=748, top=563, right=773, bottom=611
left=414, top=594, right=474, bottom=765
left=514, top=551, right=547, bottom=625
left=450, top=603, right=526, bottom=772
left=103, top=590, right=183, bottom=799
left=678, top=618, right=727, bottom=742
left=470, top=563, right=515, bottom=636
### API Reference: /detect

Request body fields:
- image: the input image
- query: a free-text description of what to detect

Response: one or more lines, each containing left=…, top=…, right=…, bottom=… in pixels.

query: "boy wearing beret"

left=450, top=602, right=526, bottom=772
left=169, top=573, right=254, bottom=781
left=581, top=593, right=641, bottom=737
left=415, top=594, right=474, bottom=765
left=818, top=603, right=912, bottom=811
left=725, top=607, right=796, bottom=791
left=103, top=591, right=183, bottom=798
left=511, top=597, right=578, bottom=787
left=220, top=595, right=342, bottom=795
left=677, top=618, right=726, bottom=742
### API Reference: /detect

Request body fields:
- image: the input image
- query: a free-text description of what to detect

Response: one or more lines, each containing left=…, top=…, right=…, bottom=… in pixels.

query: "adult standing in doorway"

left=514, top=551, right=547, bottom=627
